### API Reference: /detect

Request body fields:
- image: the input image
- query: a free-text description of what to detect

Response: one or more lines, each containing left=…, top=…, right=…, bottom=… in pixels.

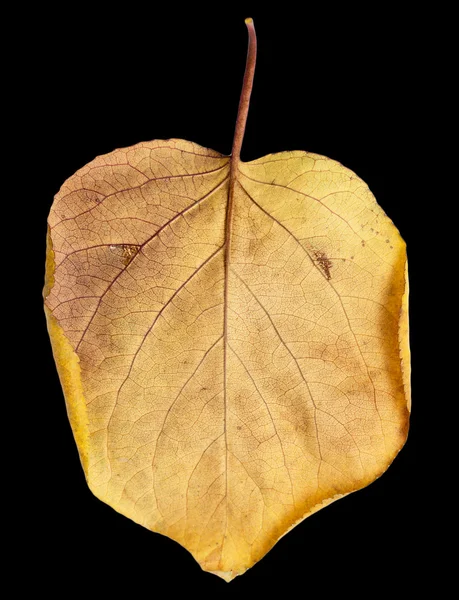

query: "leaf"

left=44, top=18, right=410, bottom=582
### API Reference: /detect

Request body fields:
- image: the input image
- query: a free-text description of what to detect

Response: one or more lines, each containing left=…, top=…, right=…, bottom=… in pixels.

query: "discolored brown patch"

left=314, top=250, right=333, bottom=280
left=110, top=244, right=140, bottom=266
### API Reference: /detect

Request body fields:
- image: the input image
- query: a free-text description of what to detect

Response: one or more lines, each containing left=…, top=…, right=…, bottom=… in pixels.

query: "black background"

left=29, top=5, right=424, bottom=595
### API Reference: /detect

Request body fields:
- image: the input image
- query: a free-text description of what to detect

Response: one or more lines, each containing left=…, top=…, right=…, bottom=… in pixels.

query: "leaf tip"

left=208, top=569, right=240, bottom=583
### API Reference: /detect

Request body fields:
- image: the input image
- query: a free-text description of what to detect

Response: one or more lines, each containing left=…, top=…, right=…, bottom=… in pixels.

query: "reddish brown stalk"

left=230, top=18, right=257, bottom=167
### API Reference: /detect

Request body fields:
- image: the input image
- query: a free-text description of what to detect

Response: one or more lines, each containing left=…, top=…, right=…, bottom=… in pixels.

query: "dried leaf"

left=44, top=19, right=410, bottom=581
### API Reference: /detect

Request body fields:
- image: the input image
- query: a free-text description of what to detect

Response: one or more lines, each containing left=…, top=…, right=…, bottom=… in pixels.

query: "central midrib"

left=221, top=158, right=238, bottom=533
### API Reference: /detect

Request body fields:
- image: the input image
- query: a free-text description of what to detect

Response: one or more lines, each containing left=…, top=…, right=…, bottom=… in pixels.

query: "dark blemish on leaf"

left=386, top=239, right=390, bottom=243
left=361, top=240, right=366, bottom=247
left=110, top=244, right=140, bottom=266
left=237, top=426, right=242, bottom=430
left=83, top=191, right=103, bottom=203
left=314, top=250, right=332, bottom=280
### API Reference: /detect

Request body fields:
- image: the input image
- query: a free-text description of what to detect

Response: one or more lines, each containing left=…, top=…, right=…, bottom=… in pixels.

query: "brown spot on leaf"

left=110, top=244, right=140, bottom=266
left=84, top=191, right=103, bottom=203
left=361, top=240, right=366, bottom=247
left=314, top=250, right=332, bottom=280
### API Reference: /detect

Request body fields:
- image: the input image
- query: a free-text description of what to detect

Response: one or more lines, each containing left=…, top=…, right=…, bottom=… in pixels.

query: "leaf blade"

left=45, top=141, right=409, bottom=581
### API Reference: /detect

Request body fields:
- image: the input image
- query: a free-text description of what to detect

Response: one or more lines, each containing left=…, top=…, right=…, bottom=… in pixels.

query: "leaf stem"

left=231, top=18, right=257, bottom=164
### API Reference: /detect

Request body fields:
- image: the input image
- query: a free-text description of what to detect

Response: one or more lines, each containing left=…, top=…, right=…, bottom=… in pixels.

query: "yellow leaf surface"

left=44, top=20, right=410, bottom=582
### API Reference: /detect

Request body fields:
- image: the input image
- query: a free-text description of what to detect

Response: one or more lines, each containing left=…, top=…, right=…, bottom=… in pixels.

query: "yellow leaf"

left=44, top=19, right=410, bottom=581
